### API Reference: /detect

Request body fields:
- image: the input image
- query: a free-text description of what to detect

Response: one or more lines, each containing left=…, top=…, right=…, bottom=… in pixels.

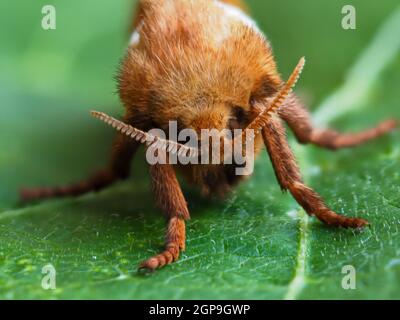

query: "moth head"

left=92, top=58, right=303, bottom=164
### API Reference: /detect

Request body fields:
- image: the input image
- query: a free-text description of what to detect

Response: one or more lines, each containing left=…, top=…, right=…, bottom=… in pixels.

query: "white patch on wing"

left=129, top=21, right=144, bottom=47
left=130, top=31, right=140, bottom=45
left=216, top=1, right=262, bottom=35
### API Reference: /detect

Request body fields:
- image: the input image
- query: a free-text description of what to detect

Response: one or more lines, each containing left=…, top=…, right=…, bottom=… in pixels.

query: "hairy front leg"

left=262, top=115, right=368, bottom=228
left=279, top=94, right=397, bottom=150
left=20, top=133, right=139, bottom=202
left=139, top=163, right=189, bottom=271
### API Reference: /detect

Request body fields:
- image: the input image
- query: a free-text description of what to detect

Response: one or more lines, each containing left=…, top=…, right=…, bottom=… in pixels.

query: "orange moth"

left=22, top=0, right=397, bottom=271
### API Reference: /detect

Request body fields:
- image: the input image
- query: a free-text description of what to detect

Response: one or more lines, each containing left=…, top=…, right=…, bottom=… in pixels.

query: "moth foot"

left=138, top=243, right=181, bottom=272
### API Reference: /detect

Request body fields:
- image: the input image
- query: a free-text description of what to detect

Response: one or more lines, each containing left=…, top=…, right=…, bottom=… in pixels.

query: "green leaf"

left=1, top=0, right=399, bottom=299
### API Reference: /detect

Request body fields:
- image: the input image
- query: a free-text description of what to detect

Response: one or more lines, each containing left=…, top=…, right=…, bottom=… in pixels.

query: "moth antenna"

left=152, top=139, right=162, bottom=149
left=91, top=111, right=199, bottom=157
left=247, top=57, right=305, bottom=134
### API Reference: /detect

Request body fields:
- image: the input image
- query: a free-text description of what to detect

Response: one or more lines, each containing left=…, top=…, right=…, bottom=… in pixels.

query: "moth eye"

left=234, top=107, right=246, bottom=122
left=229, top=106, right=247, bottom=129
left=228, top=116, right=240, bottom=130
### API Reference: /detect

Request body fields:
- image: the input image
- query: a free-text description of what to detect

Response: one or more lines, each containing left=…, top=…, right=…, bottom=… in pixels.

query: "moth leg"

left=262, top=115, right=368, bottom=228
left=139, top=162, right=189, bottom=271
left=20, top=133, right=139, bottom=202
left=279, top=94, right=397, bottom=150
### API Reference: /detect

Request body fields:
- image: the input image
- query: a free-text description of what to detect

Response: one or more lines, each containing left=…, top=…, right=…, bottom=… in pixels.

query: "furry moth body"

left=21, top=0, right=398, bottom=272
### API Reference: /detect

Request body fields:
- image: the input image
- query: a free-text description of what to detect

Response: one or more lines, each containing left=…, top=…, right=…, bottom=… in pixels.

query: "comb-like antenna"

left=246, top=57, right=305, bottom=134
left=91, top=111, right=199, bottom=158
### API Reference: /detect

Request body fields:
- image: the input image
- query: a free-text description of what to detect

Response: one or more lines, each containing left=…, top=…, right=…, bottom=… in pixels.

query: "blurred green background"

left=0, top=0, right=399, bottom=299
